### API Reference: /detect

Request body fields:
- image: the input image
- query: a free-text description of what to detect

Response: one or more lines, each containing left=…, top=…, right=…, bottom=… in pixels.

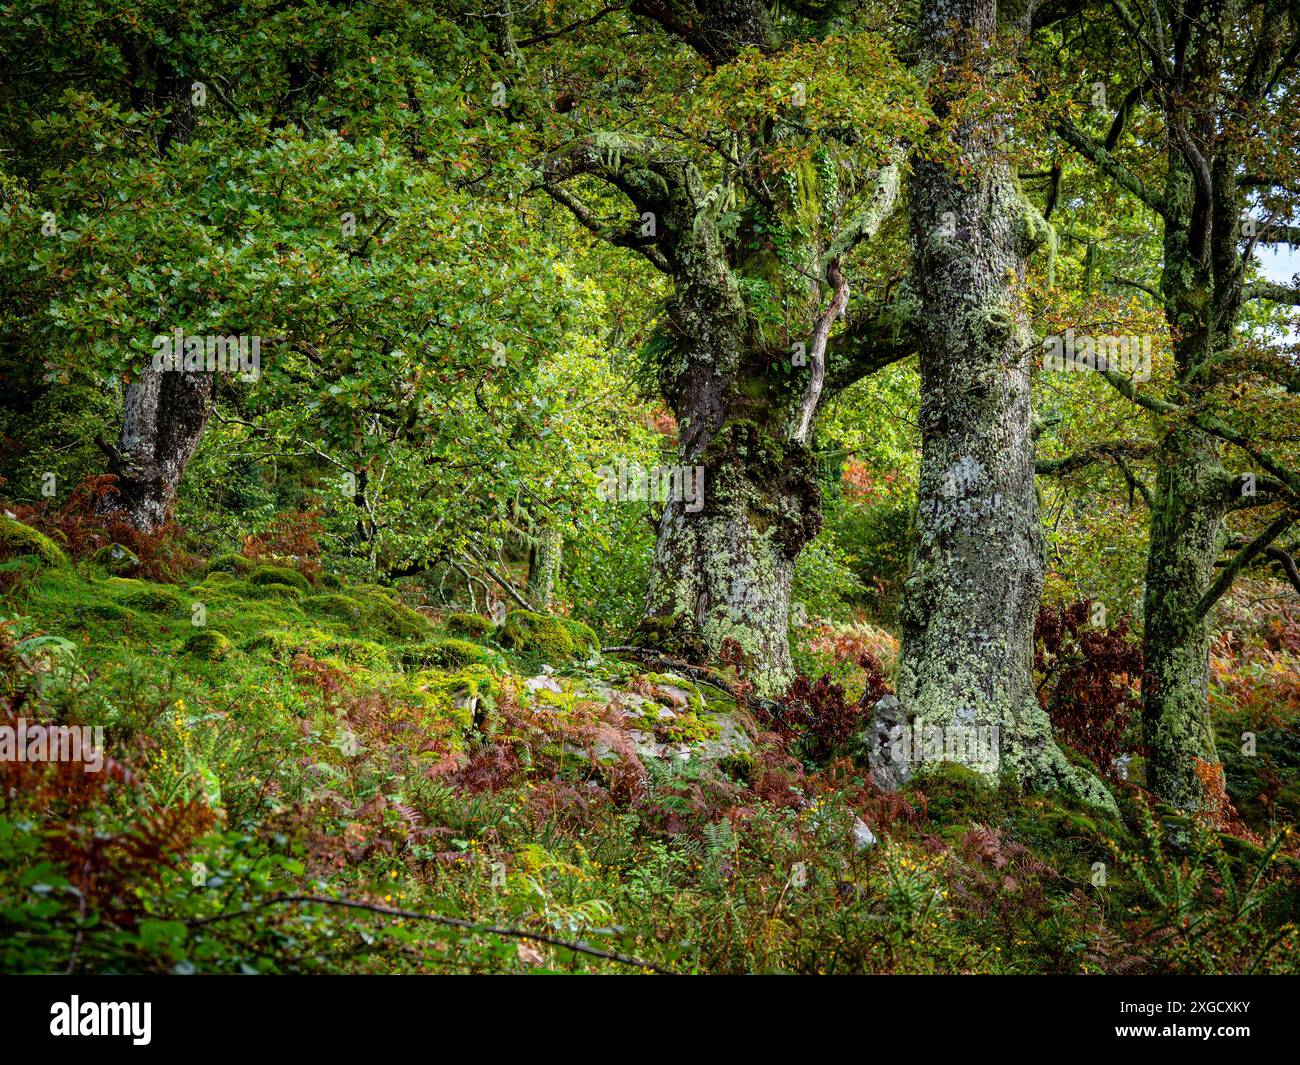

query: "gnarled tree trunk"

left=897, top=0, right=1114, bottom=808
left=101, top=366, right=214, bottom=534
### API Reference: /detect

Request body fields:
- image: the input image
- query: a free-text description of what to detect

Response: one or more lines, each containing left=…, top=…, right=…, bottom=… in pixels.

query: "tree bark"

left=898, top=0, right=1114, bottom=808
left=525, top=524, right=562, bottom=610
left=101, top=367, right=215, bottom=534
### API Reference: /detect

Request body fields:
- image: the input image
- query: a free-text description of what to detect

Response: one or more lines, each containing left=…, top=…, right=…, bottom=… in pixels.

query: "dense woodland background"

left=1, top=0, right=1298, bottom=974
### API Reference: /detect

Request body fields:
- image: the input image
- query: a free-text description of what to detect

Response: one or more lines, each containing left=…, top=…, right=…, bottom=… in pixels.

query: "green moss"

left=535, top=687, right=577, bottom=712
left=248, top=564, right=310, bottom=592
left=246, top=581, right=306, bottom=601
left=409, top=664, right=499, bottom=730
left=371, top=600, right=434, bottom=639
left=497, top=609, right=577, bottom=662
left=103, top=577, right=186, bottom=613
left=446, top=612, right=493, bottom=638
left=645, top=672, right=705, bottom=712
left=241, top=629, right=308, bottom=660
left=719, top=751, right=757, bottom=784
left=90, top=543, right=140, bottom=575
left=402, top=637, right=494, bottom=669
left=77, top=601, right=140, bottom=626
left=560, top=617, right=600, bottom=655
left=304, top=593, right=369, bottom=623
left=184, top=629, right=233, bottom=660
left=201, top=570, right=239, bottom=587
left=902, top=763, right=1008, bottom=826
left=0, top=515, right=68, bottom=568
left=204, top=553, right=255, bottom=577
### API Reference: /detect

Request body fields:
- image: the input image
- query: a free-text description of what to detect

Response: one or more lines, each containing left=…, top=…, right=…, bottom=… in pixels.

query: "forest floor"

left=2, top=518, right=1299, bottom=974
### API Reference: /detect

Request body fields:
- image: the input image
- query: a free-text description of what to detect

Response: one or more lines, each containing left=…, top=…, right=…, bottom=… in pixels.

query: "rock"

left=91, top=543, right=140, bottom=575
left=864, top=693, right=911, bottom=791
left=852, top=817, right=878, bottom=851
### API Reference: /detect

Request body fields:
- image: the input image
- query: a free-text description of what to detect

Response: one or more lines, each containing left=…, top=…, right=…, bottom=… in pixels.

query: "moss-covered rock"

left=248, top=564, right=310, bottom=592
left=370, top=601, right=434, bottom=640
left=902, top=762, right=1008, bottom=827
left=77, top=601, right=140, bottom=626
left=183, top=629, right=233, bottom=660
left=446, top=612, right=493, bottom=638
left=561, top=617, right=600, bottom=655
left=246, top=581, right=306, bottom=601
left=410, top=665, right=499, bottom=730
left=200, top=570, right=239, bottom=587
left=304, top=593, right=369, bottom=622
left=204, top=553, right=254, bottom=577
left=242, top=629, right=308, bottom=660
left=403, top=637, right=494, bottom=669
left=90, top=543, right=140, bottom=575
left=0, top=515, right=68, bottom=568
left=497, top=609, right=577, bottom=662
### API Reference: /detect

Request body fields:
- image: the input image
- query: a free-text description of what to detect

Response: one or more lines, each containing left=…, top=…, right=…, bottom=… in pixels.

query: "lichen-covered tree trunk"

left=640, top=416, right=821, bottom=697
left=526, top=524, right=562, bottom=610
left=100, top=366, right=214, bottom=534
left=897, top=0, right=1113, bottom=808
left=1142, top=426, right=1225, bottom=808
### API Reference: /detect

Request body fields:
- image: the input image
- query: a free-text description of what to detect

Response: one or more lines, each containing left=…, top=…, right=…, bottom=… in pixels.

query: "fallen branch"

left=185, top=893, right=670, bottom=974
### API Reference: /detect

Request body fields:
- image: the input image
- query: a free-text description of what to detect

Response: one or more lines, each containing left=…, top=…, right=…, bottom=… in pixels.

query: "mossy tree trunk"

left=540, top=8, right=912, bottom=697
left=898, top=0, right=1114, bottom=808
left=526, top=524, right=562, bottom=610
left=1053, top=0, right=1300, bottom=810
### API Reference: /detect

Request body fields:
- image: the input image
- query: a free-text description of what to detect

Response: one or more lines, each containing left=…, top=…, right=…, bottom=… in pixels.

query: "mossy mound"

left=0, top=515, right=68, bottom=569
left=561, top=617, right=600, bottom=655
left=402, top=637, right=495, bottom=670
left=901, top=762, right=1010, bottom=828
left=77, top=601, right=140, bottom=626
left=200, top=571, right=239, bottom=587
left=304, top=593, right=369, bottom=623
left=103, top=577, right=186, bottom=613
left=445, top=612, right=493, bottom=638
left=246, top=581, right=306, bottom=601
left=241, top=629, right=308, bottom=660
left=248, top=564, right=311, bottom=592
left=204, top=553, right=255, bottom=577
left=90, top=543, right=140, bottom=575
left=371, top=601, right=434, bottom=639
left=183, top=629, right=233, bottom=660
left=497, top=609, right=579, bottom=662
left=409, top=665, right=499, bottom=730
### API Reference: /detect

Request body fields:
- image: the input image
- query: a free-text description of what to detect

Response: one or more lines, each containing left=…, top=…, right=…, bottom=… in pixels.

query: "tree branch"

left=1196, top=510, right=1296, bottom=619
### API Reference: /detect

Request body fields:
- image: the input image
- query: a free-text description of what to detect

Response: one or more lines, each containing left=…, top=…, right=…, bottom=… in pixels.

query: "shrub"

left=1034, top=601, right=1142, bottom=780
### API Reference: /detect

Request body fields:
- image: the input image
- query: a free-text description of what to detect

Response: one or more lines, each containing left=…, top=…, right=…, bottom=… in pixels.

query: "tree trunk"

left=1142, top=427, right=1225, bottom=808
left=100, top=366, right=214, bottom=534
left=639, top=417, right=820, bottom=697
left=897, top=0, right=1113, bottom=809
left=526, top=524, right=562, bottom=610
